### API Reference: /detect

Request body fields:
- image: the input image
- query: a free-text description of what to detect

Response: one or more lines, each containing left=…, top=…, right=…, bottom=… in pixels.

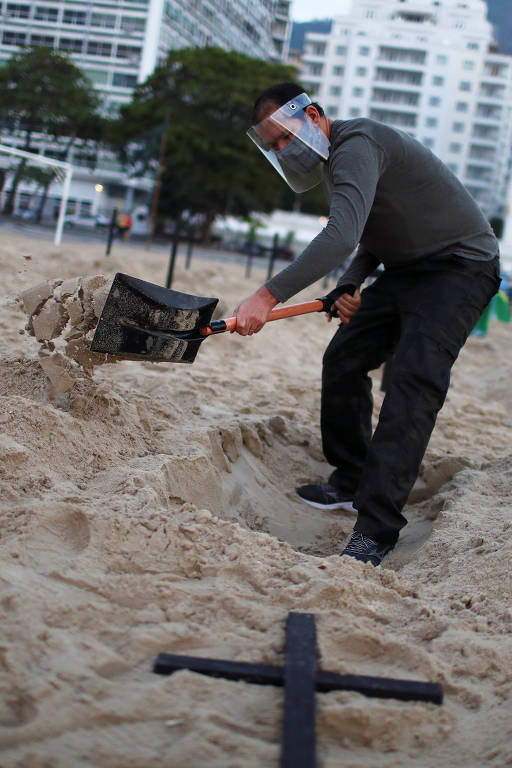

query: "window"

left=356, top=67, right=367, bottom=76
left=425, top=117, right=438, bottom=128
left=456, top=101, right=468, bottom=112
left=429, top=96, right=440, bottom=106
left=327, top=106, right=338, bottom=117
left=329, top=85, right=341, bottom=96
left=465, top=165, right=492, bottom=182
left=432, top=75, right=444, bottom=86
left=423, top=138, right=434, bottom=148
left=116, top=44, right=141, bottom=59
left=336, top=45, right=347, bottom=55
left=31, top=34, right=55, bottom=46
left=459, top=81, right=471, bottom=91
left=476, top=104, right=502, bottom=119
left=112, top=72, right=137, bottom=88
left=480, top=83, right=505, bottom=99
left=87, top=41, right=112, bottom=56
left=352, top=87, right=364, bottom=97
left=359, top=46, right=370, bottom=56
left=332, top=66, right=344, bottom=76
left=349, top=108, right=361, bottom=117
left=467, top=42, right=479, bottom=50
left=34, top=6, right=58, bottom=21
left=472, top=124, right=499, bottom=141
left=91, top=12, right=116, bottom=27
left=121, top=16, right=145, bottom=33
left=83, top=68, right=109, bottom=85
left=452, top=122, right=465, bottom=133
left=469, top=145, right=495, bottom=160
left=63, top=9, right=86, bottom=24
left=6, top=3, right=29, bottom=17
left=371, top=88, right=419, bottom=106
left=463, top=60, right=475, bottom=70
left=483, top=62, right=508, bottom=78
left=378, top=47, right=426, bottom=65
left=449, top=143, right=462, bottom=153
left=2, top=30, right=26, bottom=44
left=370, top=109, right=417, bottom=128
left=447, top=163, right=458, bottom=174
left=376, top=68, right=423, bottom=85
left=308, top=42, right=326, bottom=56
left=308, top=62, right=323, bottom=76
left=60, top=38, right=83, bottom=52
left=436, top=55, right=447, bottom=65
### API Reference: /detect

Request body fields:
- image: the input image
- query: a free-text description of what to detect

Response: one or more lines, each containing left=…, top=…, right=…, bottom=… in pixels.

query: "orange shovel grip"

left=200, top=299, right=324, bottom=336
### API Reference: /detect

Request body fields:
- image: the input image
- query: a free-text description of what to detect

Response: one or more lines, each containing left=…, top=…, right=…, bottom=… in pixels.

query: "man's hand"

left=330, top=288, right=361, bottom=324
left=233, top=285, right=279, bottom=335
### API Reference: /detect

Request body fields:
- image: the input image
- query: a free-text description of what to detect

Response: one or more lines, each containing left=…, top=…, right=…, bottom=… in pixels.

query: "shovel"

left=90, top=273, right=336, bottom=364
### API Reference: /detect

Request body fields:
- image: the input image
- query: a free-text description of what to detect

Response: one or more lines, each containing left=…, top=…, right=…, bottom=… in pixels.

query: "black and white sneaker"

left=296, top=482, right=355, bottom=512
left=341, top=531, right=393, bottom=567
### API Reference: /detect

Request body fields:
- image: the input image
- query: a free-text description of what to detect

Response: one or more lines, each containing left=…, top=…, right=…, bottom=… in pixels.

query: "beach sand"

left=1, top=230, right=511, bottom=766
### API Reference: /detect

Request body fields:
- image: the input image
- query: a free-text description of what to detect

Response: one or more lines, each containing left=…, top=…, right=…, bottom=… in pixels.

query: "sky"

left=290, top=0, right=352, bottom=22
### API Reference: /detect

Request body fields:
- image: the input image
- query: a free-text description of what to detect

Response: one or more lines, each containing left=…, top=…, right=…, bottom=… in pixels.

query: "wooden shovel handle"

left=200, top=299, right=325, bottom=336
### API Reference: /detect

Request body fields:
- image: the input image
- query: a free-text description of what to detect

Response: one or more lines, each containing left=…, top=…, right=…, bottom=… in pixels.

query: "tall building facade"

left=299, top=0, right=512, bottom=219
left=0, top=0, right=291, bottom=223
left=0, top=0, right=290, bottom=115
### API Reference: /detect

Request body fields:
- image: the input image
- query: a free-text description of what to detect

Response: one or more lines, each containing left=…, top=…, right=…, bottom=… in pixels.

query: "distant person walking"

left=233, top=81, right=500, bottom=567
left=116, top=211, right=132, bottom=241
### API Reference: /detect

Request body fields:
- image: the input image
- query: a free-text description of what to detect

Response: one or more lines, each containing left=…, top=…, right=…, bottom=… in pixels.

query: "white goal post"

left=0, top=143, right=73, bottom=245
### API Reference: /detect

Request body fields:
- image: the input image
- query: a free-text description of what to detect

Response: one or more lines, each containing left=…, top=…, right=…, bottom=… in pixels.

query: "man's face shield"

left=247, top=93, right=330, bottom=193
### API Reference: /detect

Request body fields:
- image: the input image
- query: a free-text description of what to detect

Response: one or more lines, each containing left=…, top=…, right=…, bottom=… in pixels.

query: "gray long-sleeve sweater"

left=265, top=118, right=498, bottom=303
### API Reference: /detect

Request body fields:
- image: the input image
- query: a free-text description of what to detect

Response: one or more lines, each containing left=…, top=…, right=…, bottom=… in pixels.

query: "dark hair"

left=252, top=81, right=324, bottom=124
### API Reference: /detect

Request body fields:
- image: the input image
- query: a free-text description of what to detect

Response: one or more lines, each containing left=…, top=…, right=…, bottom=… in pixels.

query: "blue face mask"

left=276, top=119, right=329, bottom=174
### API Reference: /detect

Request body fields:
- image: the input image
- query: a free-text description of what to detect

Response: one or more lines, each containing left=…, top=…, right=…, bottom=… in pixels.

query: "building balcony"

left=462, top=177, right=493, bottom=189
left=369, top=108, right=418, bottom=128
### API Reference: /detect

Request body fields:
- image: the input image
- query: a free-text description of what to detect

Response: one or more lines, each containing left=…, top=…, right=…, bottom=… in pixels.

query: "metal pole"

left=166, top=215, right=181, bottom=288
left=267, top=233, right=278, bottom=281
left=106, top=208, right=118, bottom=256
left=185, top=229, right=193, bottom=269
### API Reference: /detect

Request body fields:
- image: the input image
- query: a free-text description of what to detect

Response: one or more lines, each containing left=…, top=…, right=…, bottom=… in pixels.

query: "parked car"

left=241, top=241, right=294, bottom=260
left=14, top=208, right=38, bottom=220
left=64, top=213, right=110, bottom=228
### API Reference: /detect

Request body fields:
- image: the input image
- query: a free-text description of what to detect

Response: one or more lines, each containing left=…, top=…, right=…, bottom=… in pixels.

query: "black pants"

left=321, top=254, right=500, bottom=546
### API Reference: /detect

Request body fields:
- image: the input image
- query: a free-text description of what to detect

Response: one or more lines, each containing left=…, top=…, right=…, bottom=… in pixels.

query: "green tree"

left=110, top=46, right=297, bottom=239
left=0, top=46, right=101, bottom=214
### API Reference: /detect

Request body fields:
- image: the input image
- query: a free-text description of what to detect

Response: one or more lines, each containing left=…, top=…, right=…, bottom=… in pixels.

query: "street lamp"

left=93, top=183, right=103, bottom=216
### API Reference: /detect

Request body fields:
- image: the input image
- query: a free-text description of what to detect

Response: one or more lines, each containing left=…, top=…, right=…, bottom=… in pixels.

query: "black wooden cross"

left=153, top=612, right=443, bottom=768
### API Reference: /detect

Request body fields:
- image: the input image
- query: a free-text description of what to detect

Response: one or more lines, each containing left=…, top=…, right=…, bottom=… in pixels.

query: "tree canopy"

left=110, top=46, right=299, bottom=233
left=0, top=46, right=100, bottom=148
left=0, top=46, right=102, bottom=213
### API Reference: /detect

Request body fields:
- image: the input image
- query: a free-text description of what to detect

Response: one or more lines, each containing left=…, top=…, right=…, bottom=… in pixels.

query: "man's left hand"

left=331, top=288, right=361, bottom=323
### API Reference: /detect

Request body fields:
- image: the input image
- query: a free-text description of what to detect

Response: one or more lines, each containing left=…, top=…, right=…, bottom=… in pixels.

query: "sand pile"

left=1, top=231, right=512, bottom=767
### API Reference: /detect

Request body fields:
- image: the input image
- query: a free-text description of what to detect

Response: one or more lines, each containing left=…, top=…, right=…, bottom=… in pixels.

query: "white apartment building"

left=0, top=0, right=291, bottom=225
left=299, top=0, right=512, bottom=220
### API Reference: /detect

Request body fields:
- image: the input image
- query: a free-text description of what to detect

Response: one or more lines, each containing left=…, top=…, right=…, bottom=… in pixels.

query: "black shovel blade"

left=90, top=273, right=218, bottom=363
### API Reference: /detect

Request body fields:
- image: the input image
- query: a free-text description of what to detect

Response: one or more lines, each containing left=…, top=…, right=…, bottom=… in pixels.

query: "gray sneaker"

left=341, top=531, right=394, bottom=567
left=296, top=482, right=355, bottom=512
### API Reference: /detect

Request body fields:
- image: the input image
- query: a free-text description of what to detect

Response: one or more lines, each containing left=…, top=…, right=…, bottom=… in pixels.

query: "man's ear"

left=304, top=104, right=321, bottom=123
